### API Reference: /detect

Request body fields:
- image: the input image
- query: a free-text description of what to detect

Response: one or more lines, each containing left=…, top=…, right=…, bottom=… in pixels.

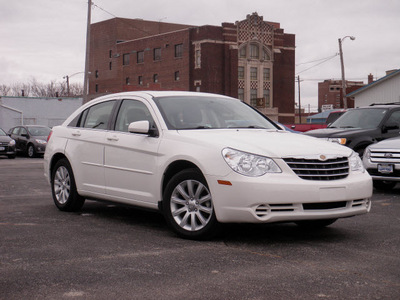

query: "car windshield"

left=0, top=129, right=6, bottom=136
left=27, top=127, right=51, bottom=136
left=153, top=96, right=278, bottom=130
left=329, top=108, right=387, bottom=129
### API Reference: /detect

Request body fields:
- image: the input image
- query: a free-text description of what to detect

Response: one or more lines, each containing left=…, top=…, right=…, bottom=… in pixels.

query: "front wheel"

left=163, top=169, right=219, bottom=240
left=27, top=144, right=36, bottom=158
left=51, top=158, right=85, bottom=211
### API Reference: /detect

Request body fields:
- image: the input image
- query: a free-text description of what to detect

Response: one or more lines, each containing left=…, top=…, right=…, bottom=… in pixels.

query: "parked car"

left=363, top=136, right=400, bottom=190
left=44, top=91, right=372, bottom=239
left=0, top=128, right=16, bottom=159
left=305, top=104, right=400, bottom=157
left=8, top=125, right=51, bottom=158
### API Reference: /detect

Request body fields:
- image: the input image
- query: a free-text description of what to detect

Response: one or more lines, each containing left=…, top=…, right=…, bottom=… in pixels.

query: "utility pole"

left=297, top=75, right=302, bottom=124
left=338, top=36, right=355, bottom=109
left=83, top=1, right=92, bottom=104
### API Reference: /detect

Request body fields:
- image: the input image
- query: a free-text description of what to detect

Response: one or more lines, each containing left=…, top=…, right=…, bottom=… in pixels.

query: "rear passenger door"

left=103, top=98, right=161, bottom=206
left=65, top=100, right=116, bottom=196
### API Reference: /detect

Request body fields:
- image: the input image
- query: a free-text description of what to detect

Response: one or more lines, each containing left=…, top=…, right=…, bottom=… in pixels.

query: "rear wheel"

left=51, top=158, right=85, bottom=211
left=163, top=169, right=219, bottom=240
left=373, top=180, right=397, bottom=191
left=295, top=218, right=337, bottom=228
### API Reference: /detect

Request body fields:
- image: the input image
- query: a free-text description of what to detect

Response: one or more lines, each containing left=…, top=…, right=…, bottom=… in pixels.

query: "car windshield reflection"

left=153, top=96, right=277, bottom=130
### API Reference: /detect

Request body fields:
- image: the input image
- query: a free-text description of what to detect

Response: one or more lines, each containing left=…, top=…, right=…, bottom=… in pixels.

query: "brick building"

left=88, top=13, right=295, bottom=122
left=318, top=79, right=366, bottom=110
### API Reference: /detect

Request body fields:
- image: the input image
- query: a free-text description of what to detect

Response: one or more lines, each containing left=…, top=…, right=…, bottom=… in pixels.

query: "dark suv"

left=305, top=104, right=400, bottom=157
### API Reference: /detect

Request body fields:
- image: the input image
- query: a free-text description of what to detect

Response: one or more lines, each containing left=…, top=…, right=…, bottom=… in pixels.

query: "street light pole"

left=338, top=36, right=355, bottom=109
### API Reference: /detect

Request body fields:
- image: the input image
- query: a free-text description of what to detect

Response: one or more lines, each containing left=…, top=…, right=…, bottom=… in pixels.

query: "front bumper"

left=207, top=171, right=372, bottom=223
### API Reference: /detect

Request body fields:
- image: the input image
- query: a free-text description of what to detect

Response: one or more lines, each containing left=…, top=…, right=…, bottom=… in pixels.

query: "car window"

left=20, top=128, right=28, bottom=135
left=115, top=100, right=155, bottom=132
left=27, top=127, right=51, bottom=136
left=0, top=129, right=6, bottom=136
left=385, top=110, right=400, bottom=127
left=330, top=108, right=387, bottom=129
left=12, top=127, right=20, bottom=135
left=153, top=96, right=276, bottom=130
left=82, top=101, right=115, bottom=130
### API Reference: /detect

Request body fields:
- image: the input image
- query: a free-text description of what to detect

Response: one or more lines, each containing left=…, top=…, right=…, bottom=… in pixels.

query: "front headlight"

left=35, top=139, right=47, bottom=145
left=327, top=137, right=347, bottom=145
left=222, top=148, right=281, bottom=177
left=349, top=151, right=365, bottom=173
left=8, top=140, right=15, bottom=146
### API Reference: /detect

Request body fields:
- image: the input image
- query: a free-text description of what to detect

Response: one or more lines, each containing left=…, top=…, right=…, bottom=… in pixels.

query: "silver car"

left=363, top=136, right=400, bottom=190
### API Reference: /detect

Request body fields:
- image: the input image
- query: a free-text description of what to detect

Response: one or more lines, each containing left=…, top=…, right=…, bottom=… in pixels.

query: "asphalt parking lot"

left=0, top=157, right=399, bottom=299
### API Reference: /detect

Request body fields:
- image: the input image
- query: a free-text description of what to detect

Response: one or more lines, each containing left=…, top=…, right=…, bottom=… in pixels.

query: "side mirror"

left=382, top=122, right=399, bottom=133
left=128, top=121, right=158, bottom=137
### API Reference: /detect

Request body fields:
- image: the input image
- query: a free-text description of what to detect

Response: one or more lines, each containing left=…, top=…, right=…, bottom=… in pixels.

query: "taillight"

left=47, top=130, right=53, bottom=142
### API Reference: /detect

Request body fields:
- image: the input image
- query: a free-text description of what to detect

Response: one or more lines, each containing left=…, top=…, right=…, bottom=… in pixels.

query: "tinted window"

left=330, top=108, right=387, bottom=129
left=385, top=110, right=400, bottom=127
left=27, top=127, right=51, bottom=136
left=20, top=128, right=28, bottom=135
left=115, top=100, right=155, bottom=132
left=83, top=101, right=115, bottom=130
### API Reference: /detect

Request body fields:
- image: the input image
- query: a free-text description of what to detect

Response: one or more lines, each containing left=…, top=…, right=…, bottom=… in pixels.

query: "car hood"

left=368, top=137, right=400, bottom=150
left=175, top=129, right=353, bottom=158
left=0, top=136, right=12, bottom=143
left=305, top=127, right=370, bottom=138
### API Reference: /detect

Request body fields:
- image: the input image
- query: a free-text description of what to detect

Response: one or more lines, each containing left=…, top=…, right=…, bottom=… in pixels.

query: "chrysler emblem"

left=384, top=153, right=393, bottom=158
left=319, top=155, right=327, bottom=161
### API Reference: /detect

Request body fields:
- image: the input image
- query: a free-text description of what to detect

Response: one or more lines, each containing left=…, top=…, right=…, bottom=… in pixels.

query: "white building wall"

left=354, top=74, right=400, bottom=107
left=0, top=96, right=82, bottom=132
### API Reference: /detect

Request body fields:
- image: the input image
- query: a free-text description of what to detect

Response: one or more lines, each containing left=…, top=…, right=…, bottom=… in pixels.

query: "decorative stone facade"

left=88, top=13, right=295, bottom=122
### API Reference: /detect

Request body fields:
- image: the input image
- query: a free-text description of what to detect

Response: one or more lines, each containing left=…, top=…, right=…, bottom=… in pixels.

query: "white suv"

left=44, top=91, right=372, bottom=239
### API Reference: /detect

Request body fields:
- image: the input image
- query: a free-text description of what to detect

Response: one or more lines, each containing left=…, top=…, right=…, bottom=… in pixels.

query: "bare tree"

left=0, top=78, right=83, bottom=97
left=0, top=84, right=11, bottom=96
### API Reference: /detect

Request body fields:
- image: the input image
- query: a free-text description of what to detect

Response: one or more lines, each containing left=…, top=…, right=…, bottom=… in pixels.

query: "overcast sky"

left=1, top=0, right=399, bottom=110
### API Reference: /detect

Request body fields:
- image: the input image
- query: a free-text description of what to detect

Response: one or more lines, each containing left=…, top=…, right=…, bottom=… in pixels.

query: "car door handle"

left=107, top=135, right=119, bottom=141
left=71, top=130, right=81, bottom=137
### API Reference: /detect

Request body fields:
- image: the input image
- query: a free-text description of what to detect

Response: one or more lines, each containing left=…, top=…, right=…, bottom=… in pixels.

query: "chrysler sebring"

left=44, top=91, right=372, bottom=239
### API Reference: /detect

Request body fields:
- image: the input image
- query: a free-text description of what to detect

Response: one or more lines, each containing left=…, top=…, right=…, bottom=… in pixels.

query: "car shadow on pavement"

left=71, top=200, right=353, bottom=245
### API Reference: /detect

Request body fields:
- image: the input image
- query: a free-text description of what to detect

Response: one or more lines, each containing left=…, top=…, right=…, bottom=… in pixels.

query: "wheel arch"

left=160, top=160, right=203, bottom=208
left=49, top=153, right=68, bottom=179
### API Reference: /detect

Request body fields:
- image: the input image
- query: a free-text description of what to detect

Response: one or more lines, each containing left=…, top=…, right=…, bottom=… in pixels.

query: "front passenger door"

left=104, top=99, right=161, bottom=206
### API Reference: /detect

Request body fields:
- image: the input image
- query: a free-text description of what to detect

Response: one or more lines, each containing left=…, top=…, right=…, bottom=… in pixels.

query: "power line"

left=296, top=54, right=338, bottom=66
left=295, top=54, right=339, bottom=75
left=92, top=2, right=156, bottom=36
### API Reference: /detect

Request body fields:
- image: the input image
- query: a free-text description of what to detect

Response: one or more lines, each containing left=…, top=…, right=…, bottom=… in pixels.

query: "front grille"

left=369, top=149, right=400, bottom=164
left=284, top=157, right=349, bottom=181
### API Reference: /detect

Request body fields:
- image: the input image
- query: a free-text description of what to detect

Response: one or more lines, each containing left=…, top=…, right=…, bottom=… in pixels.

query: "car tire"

left=295, top=218, right=338, bottom=228
left=373, top=180, right=397, bottom=191
left=163, top=168, right=220, bottom=240
left=51, top=158, right=85, bottom=212
left=27, top=144, right=36, bottom=158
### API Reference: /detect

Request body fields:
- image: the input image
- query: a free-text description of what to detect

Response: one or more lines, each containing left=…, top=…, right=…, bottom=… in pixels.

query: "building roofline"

left=347, top=68, right=400, bottom=97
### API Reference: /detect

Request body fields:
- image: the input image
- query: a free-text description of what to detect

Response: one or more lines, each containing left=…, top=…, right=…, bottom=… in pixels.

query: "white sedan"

left=44, top=91, right=372, bottom=239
